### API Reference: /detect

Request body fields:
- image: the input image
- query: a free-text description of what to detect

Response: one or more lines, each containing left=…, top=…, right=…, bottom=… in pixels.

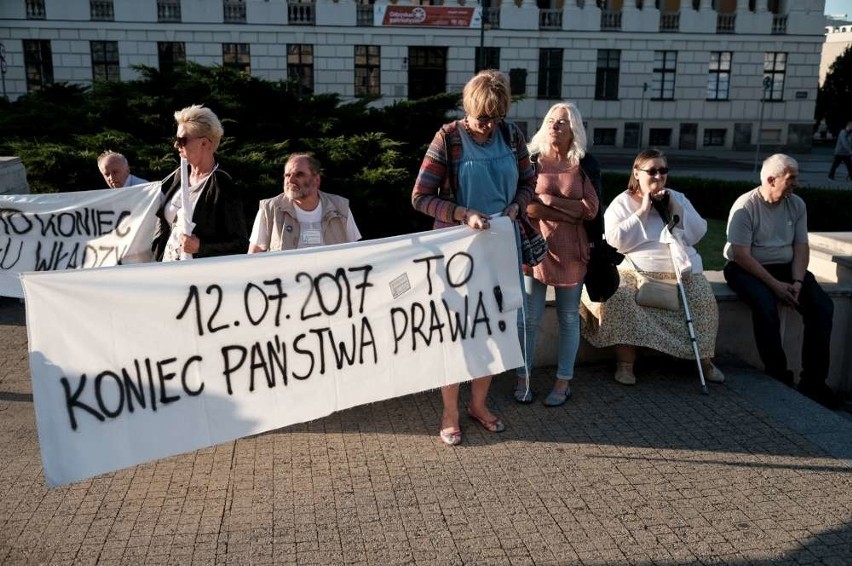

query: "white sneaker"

left=614, top=366, right=636, bottom=385
left=704, top=365, right=725, bottom=383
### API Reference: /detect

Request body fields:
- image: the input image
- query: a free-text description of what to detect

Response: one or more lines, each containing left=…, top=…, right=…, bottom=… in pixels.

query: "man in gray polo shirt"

left=723, top=154, right=839, bottom=409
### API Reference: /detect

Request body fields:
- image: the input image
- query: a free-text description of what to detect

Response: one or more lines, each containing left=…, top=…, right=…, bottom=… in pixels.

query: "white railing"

left=26, top=0, right=46, bottom=19
left=288, top=1, right=315, bottom=25
left=716, top=13, right=735, bottom=33
left=660, top=11, right=679, bottom=32
left=600, top=10, right=621, bottom=31
left=157, top=0, right=181, bottom=23
left=539, top=9, right=562, bottom=30
left=483, top=7, right=500, bottom=29
left=224, top=0, right=246, bottom=23
left=357, top=4, right=373, bottom=26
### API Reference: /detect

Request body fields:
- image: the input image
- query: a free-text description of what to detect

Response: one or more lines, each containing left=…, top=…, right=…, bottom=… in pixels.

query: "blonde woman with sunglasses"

left=153, top=104, right=248, bottom=261
left=580, top=149, right=724, bottom=386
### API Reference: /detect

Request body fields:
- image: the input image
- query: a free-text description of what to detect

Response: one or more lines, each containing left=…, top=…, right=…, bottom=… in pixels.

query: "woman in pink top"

left=515, top=102, right=599, bottom=407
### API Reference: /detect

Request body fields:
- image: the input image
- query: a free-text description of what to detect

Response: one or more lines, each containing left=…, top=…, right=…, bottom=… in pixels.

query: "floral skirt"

left=580, top=269, right=718, bottom=360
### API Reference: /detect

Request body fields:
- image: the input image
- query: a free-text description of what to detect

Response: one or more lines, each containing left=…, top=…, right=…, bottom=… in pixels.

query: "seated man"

left=248, top=153, right=361, bottom=253
left=97, top=150, right=148, bottom=188
left=723, top=154, right=840, bottom=409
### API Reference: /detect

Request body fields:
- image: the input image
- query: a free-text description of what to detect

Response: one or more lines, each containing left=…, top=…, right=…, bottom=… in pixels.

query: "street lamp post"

left=477, top=2, right=487, bottom=71
left=0, top=43, right=7, bottom=100
left=753, top=76, right=772, bottom=174
left=639, top=82, right=648, bottom=150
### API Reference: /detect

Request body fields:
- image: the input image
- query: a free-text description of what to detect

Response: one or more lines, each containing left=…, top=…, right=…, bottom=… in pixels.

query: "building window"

left=288, top=44, right=314, bottom=95
left=91, top=41, right=120, bottom=83
left=763, top=52, right=786, bottom=101
left=90, top=0, right=114, bottom=21
left=355, top=45, right=380, bottom=97
left=474, top=47, right=499, bottom=74
left=158, top=42, right=186, bottom=74
left=408, top=47, right=447, bottom=100
left=703, top=128, right=726, bottom=146
left=595, top=49, right=620, bottom=100
left=356, top=0, right=374, bottom=26
left=707, top=51, right=731, bottom=100
left=649, top=128, right=672, bottom=146
left=593, top=128, right=617, bottom=146
left=157, top=0, right=181, bottom=23
left=23, top=40, right=54, bottom=92
left=26, top=0, right=46, bottom=19
left=509, top=68, right=527, bottom=96
left=537, top=48, right=563, bottom=100
left=223, top=43, right=251, bottom=74
left=652, top=50, right=676, bottom=100
left=223, top=0, right=246, bottom=23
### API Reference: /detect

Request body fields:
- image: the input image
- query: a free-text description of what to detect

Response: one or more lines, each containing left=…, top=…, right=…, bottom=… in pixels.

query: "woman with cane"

left=580, top=149, right=723, bottom=386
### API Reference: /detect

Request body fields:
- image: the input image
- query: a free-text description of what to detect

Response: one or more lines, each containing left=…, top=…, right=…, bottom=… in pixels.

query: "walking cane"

left=653, top=195, right=709, bottom=395
left=661, top=216, right=709, bottom=395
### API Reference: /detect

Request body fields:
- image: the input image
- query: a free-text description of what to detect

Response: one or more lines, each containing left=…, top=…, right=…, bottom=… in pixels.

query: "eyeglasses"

left=174, top=136, right=199, bottom=147
left=637, top=167, right=669, bottom=176
left=546, top=119, right=569, bottom=127
left=474, top=114, right=505, bottom=125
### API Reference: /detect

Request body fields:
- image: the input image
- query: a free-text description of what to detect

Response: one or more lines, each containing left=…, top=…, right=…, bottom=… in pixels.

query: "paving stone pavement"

left=1, top=299, right=851, bottom=566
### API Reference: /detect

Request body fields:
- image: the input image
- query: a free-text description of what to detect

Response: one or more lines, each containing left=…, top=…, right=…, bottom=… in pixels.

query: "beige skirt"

left=580, top=269, right=718, bottom=360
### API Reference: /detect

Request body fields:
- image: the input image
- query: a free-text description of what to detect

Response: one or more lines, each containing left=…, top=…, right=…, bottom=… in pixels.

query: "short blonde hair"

left=174, top=104, right=224, bottom=151
left=462, top=70, right=511, bottom=119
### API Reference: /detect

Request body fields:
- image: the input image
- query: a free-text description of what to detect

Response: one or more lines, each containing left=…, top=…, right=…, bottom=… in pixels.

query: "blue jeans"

left=516, top=276, right=583, bottom=380
left=723, top=261, right=833, bottom=386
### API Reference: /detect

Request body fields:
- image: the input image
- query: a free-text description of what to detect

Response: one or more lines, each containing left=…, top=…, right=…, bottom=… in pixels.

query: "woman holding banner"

left=411, top=69, right=536, bottom=446
left=153, top=104, right=248, bottom=261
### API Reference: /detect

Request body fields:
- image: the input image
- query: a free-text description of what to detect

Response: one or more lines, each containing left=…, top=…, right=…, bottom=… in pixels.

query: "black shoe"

left=768, top=369, right=795, bottom=388
left=799, top=382, right=844, bottom=410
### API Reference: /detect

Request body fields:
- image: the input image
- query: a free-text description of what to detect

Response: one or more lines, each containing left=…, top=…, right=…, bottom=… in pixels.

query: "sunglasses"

left=474, top=114, right=505, bottom=124
left=174, top=136, right=200, bottom=147
left=637, top=167, right=669, bottom=176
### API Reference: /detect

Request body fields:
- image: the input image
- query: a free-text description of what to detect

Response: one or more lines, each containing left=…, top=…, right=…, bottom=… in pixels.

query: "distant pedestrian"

left=97, top=150, right=147, bottom=188
left=827, top=121, right=851, bottom=181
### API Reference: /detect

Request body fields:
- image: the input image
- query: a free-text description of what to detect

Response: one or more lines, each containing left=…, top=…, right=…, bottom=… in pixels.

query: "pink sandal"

left=467, top=407, right=505, bottom=433
left=439, top=428, right=462, bottom=446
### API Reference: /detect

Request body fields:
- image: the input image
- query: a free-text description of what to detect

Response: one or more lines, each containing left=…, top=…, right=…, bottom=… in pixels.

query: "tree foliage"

left=816, top=45, right=852, bottom=136
left=0, top=64, right=461, bottom=239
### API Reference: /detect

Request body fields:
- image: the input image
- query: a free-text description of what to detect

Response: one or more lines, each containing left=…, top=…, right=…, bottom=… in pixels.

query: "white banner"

left=22, top=217, right=523, bottom=487
left=0, top=184, right=162, bottom=298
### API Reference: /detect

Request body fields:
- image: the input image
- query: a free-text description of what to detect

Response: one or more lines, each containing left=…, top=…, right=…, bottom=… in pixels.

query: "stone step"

left=809, top=244, right=852, bottom=284
left=810, top=232, right=852, bottom=256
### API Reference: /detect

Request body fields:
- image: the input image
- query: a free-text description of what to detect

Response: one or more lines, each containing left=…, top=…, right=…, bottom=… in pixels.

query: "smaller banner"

left=23, top=218, right=523, bottom=487
left=0, top=184, right=162, bottom=298
left=376, top=5, right=480, bottom=28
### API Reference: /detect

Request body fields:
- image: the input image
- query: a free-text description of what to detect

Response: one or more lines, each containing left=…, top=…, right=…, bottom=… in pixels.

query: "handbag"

left=517, top=215, right=548, bottom=267
left=584, top=240, right=623, bottom=302
left=630, top=256, right=680, bottom=310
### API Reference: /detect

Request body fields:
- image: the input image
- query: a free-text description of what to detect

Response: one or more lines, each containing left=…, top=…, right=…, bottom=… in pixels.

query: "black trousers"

left=723, top=261, right=833, bottom=386
left=828, top=154, right=852, bottom=179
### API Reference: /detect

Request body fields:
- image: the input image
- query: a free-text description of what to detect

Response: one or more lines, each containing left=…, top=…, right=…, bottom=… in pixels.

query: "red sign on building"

left=380, top=6, right=478, bottom=28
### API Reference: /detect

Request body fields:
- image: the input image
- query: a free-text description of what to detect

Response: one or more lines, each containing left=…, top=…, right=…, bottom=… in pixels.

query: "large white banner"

left=22, top=217, right=523, bottom=487
left=0, top=184, right=162, bottom=298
